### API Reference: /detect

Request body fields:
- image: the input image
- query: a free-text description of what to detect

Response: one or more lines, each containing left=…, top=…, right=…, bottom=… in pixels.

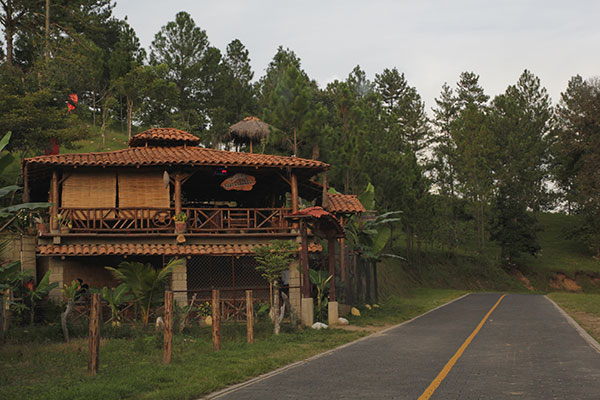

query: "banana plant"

left=61, top=280, right=80, bottom=342
left=309, top=269, right=332, bottom=322
left=101, top=284, right=133, bottom=326
left=24, top=270, right=58, bottom=326
left=0, top=132, right=51, bottom=223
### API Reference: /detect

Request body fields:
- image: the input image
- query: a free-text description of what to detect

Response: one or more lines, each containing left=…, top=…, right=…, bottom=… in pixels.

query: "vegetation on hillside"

left=1, top=1, right=600, bottom=284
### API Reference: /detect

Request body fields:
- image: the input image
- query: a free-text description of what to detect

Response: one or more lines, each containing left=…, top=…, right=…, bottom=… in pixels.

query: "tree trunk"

left=273, top=285, right=280, bottom=335
left=312, top=143, right=320, bottom=160
left=364, top=260, right=371, bottom=304
left=373, top=263, right=378, bottom=303
left=92, top=94, right=96, bottom=126
left=126, top=98, right=133, bottom=140
left=44, top=0, right=50, bottom=62
left=61, top=299, right=73, bottom=343
left=4, top=0, right=14, bottom=66
left=356, top=256, right=362, bottom=303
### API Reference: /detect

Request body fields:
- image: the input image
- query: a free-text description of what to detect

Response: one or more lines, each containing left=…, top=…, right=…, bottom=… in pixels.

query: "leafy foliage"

left=105, top=258, right=184, bottom=325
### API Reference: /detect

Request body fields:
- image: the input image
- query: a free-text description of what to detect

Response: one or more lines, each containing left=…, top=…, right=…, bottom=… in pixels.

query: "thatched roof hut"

left=228, top=116, right=272, bottom=152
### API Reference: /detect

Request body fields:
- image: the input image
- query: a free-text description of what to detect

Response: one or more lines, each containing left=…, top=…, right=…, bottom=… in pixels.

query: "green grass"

left=525, top=213, right=600, bottom=274
left=0, top=288, right=464, bottom=400
left=347, top=288, right=466, bottom=327
left=66, top=125, right=130, bottom=154
left=0, top=321, right=365, bottom=400
left=548, top=292, right=600, bottom=342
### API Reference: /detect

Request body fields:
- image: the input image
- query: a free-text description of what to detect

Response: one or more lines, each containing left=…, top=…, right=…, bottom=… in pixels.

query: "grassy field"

left=548, top=292, right=600, bottom=342
left=347, top=288, right=466, bottom=327
left=0, top=289, right=464, bottom=400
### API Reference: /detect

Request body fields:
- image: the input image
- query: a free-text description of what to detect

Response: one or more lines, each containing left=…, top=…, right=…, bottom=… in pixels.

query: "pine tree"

left=554, top=75, right=600, bottom=256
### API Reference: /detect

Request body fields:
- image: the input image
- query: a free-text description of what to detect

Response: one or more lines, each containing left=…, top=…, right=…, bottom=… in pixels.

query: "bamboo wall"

left=62, top=171, right=117, bottom=208
left=118, top=171, right=170, bottom=208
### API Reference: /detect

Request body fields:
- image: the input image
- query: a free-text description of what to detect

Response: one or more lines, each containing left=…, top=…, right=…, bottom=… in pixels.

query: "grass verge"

left=0, top=289, right=463, bottom=400
left=347, top=288, right=466, bottom=327
left=547, top=292, right=600, bottom=343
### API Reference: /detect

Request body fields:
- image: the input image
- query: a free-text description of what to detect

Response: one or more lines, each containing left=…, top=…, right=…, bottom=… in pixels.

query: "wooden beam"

left=300, top=220, right=310, bottom=298
left=322, top=174, right=329, bottom=209
left=246, top=290, right=254, bottom=344
left=174, top=177, right=182, bottom=215
left=88, top=293, right=100, bottom=376
left=212, top=289, right=221, bottom=351
left=22, top=163, right=29, bottom=203
left=328, top=236, right=336, bottom=302
left=290, top=173, right=299, bottom=214
left=50, top=170, right=59, bottom=231
left=163, top=291, right=173, bottom=364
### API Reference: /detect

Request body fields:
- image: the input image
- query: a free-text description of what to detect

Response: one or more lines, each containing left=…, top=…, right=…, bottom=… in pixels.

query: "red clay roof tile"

left=37, top=242, right=322, bottom=256
left=25, top=146, right=329, bottom=170
left=327, top=193, right=366, bottom=213
left=128, top=128, right=201, bottom=147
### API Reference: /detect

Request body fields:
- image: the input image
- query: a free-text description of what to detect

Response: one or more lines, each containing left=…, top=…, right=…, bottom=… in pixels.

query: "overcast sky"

left=113, top=0, right=600, bottom=112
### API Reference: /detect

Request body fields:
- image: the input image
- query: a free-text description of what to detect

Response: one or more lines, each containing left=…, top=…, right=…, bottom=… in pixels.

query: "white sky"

left=113, top=0, right=600, bottom=111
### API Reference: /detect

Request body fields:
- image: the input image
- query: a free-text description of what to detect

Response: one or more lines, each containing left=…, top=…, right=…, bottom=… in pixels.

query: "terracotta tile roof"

left=37, top=242, right=322, bottom=256
left=289, top=206, right=345, bottom=237
left=25, top=146, right=329, bottom=171
left=128, top=128, right=201, bottom=147
left=327, top=193, right=366, bottom=214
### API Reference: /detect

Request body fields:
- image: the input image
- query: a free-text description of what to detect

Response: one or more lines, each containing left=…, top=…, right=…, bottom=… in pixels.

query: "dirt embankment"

left=550, top=273, right=582, bottom=292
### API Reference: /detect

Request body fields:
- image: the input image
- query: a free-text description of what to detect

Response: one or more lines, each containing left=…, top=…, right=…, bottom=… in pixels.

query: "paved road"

left=209, top=293, right=600, bottom=399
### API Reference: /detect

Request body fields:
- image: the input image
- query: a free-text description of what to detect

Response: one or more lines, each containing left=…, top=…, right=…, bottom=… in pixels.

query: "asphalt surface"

left=209, top=293, right=600, bottom=399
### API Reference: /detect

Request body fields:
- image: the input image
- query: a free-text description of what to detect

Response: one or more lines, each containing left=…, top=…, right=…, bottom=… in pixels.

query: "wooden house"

left=20, top=128, right=364, bottom=324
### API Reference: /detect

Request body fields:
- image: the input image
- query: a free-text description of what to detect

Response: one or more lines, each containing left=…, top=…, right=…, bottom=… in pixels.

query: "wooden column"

left=290, top=173, right=298, bottom=213
left=22, top=163, right=29, bottom=203
left=328, top=236, right=336, bottom=302
left=88, top=293, right=100, bottom=376
left=300, top=220, right=310, bottom=298
left=50, top=170, right=59, bottom=231
left=163, top=291, right=173, bottom=364
left=322, top=174, right=329, bottom=209
left=246, top=290, right=254, bottom=344
left=174, top=176, right=182, bottom=215
left=212, top=289, right=220, bottom=351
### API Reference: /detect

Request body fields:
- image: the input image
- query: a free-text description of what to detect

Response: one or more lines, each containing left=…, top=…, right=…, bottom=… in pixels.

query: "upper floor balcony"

left=52, top=206, right=293, bottom=236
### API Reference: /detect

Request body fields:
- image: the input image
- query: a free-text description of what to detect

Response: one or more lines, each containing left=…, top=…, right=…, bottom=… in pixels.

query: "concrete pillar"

left=288, top=260, right=301, bottom=317
left=48, top=257, right=65, bottom=302
left=301, top=297, right=314, bottom=326
left=171, top=259, right=188, bottom=306
left=328, top=301, right=339, bottom=326
left=20, top=236, right=37, bottom=280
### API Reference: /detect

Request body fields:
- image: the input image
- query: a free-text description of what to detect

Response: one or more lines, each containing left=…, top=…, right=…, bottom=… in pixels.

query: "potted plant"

left=55, top=213, right=72, bottom=234
left=34, top=215, right=49, bottom=235
left=173, top=212, right=188, bottom=234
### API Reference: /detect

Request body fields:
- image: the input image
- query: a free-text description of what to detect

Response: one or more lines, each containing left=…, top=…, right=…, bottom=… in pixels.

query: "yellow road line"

left=418, top=294, right=507, bottom=400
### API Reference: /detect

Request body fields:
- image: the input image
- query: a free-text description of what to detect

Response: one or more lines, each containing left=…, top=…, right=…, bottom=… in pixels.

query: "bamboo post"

left=0, top=291, right=6, bottom=343
left=22, top=163, right=29, bottom=203
left=322, top=174, right=329, bottom=209
left=50, top=170, right=59, bottom=231
left=163, top=291, right=173, bottom=364
left=300, top=221, right=310, bottom=298
left=88, top=293, right=100, bottom=376
left=212, top=289, right=220, bottom=351
left=290, top=173, right=299, bottom=214
left=328, top=236, right=336, bottom=302
left=174, top=176, right=182, bottom=215
left=246, top=290, right=254, bottom=344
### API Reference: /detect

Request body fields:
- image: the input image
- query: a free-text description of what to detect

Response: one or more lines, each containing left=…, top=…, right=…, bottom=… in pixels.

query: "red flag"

left=45, top=138, right=60, bottom=155
left=67, top=93, right=78, bottom=113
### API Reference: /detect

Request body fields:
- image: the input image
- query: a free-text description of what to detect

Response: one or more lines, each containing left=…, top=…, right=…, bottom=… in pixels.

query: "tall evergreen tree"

left=150, top=11, right=221, bottom=134
left=554, top=75, right=600, bottom=256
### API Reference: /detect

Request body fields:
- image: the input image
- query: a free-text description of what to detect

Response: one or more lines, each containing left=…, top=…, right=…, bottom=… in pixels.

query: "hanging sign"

left=221, top=173, right=256, bottom=191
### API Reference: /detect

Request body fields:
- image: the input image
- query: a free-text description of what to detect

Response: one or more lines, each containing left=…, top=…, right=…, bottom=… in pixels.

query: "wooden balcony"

left=55, top=207, right=293, bottom=235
